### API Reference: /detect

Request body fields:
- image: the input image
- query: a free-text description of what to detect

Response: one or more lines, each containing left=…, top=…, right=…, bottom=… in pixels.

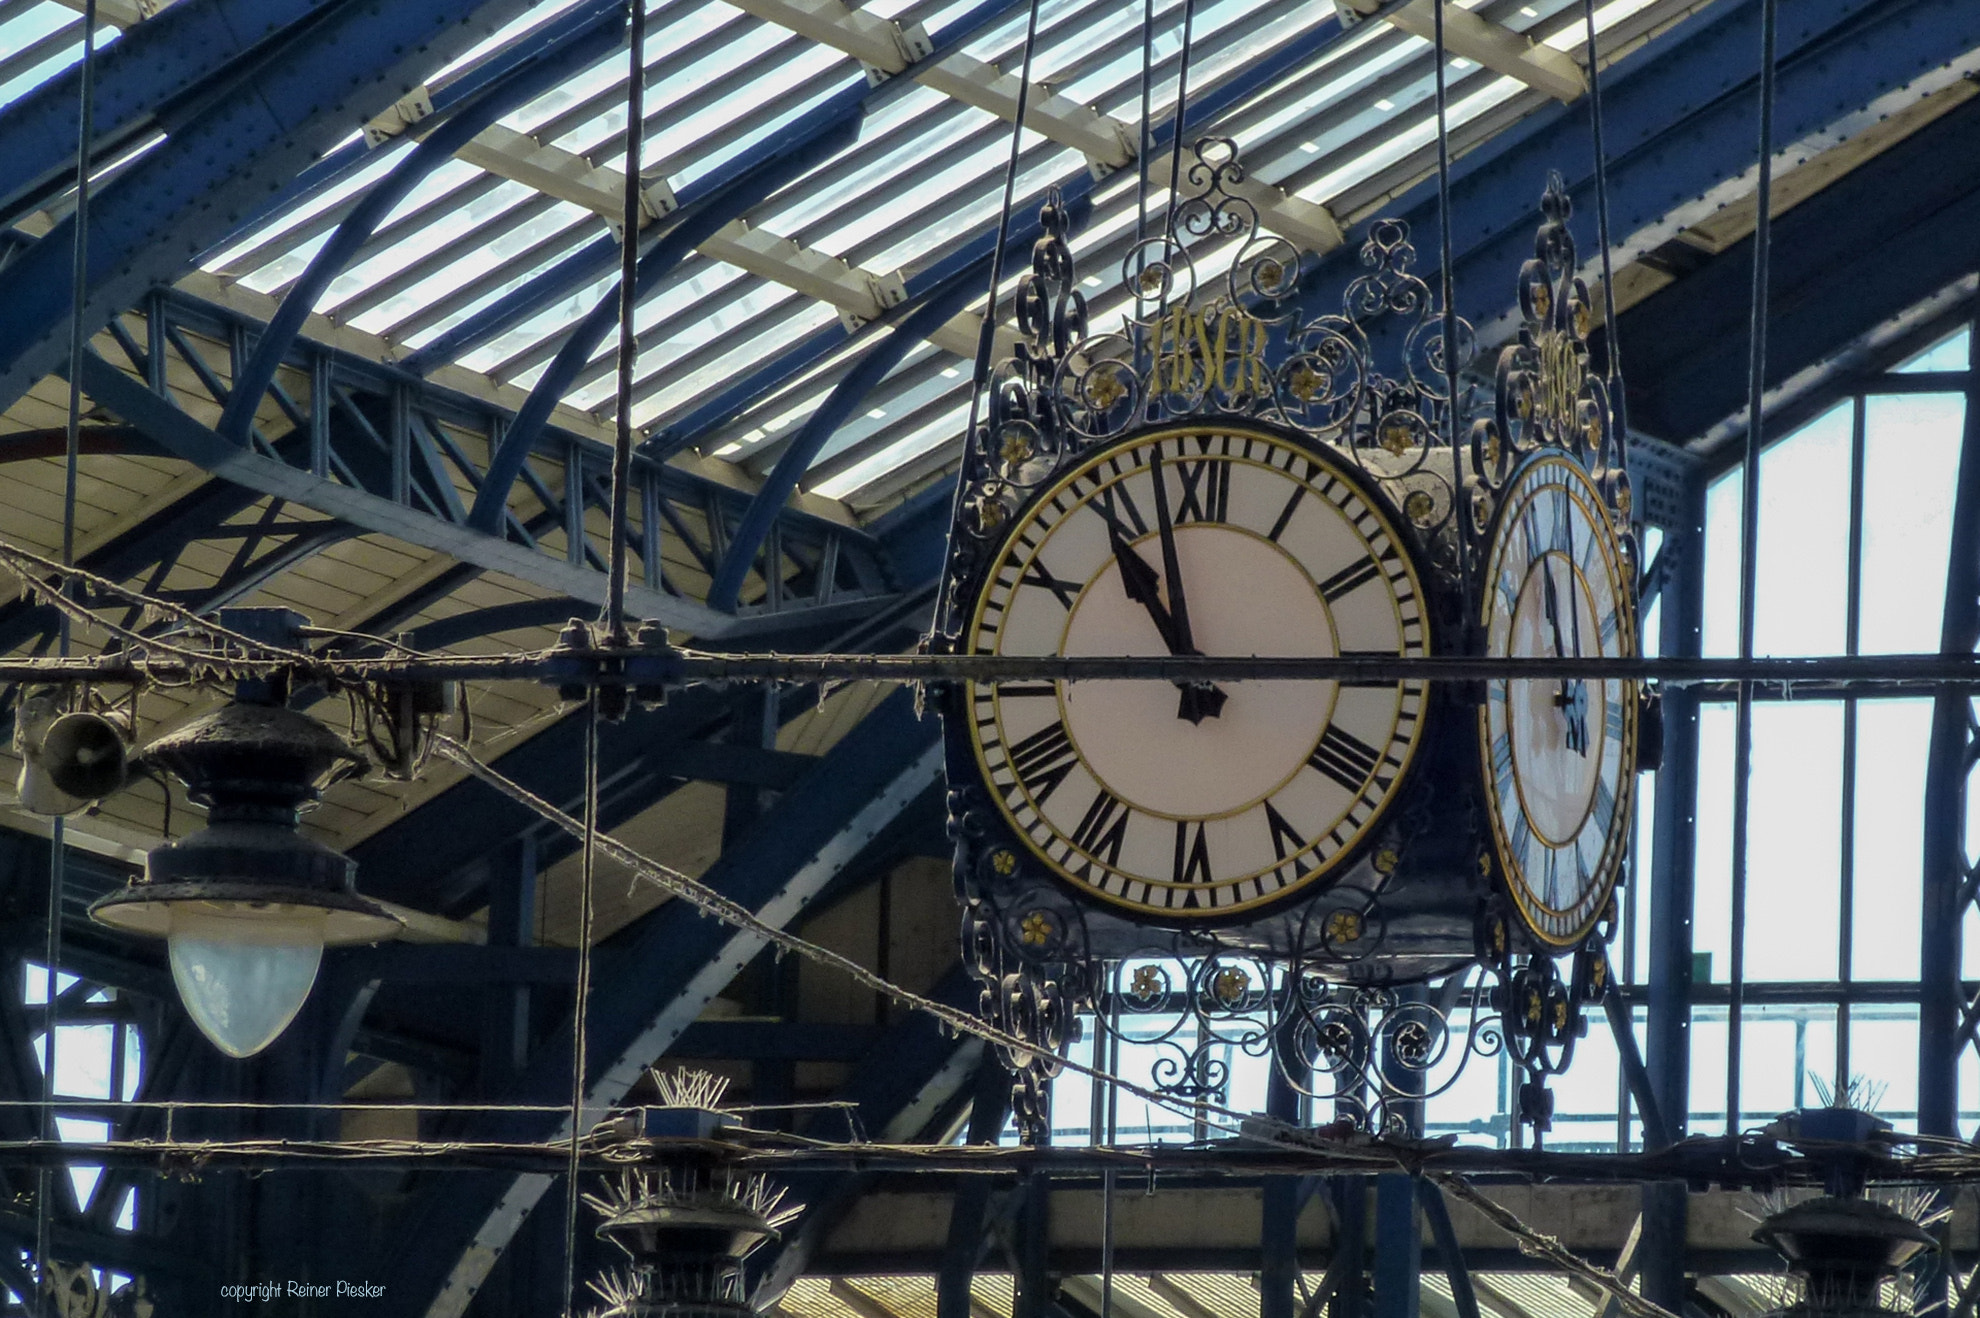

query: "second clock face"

left=1479, top=452, right=1635, bottom=947
left=960, top=424, right=1430, bottom=918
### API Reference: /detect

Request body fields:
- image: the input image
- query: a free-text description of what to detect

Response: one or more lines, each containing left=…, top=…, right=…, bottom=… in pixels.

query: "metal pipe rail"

left=8, top=647, right=1980, bottom=689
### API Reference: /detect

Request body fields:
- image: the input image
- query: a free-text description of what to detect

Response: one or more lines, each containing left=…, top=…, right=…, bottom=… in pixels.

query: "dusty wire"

left=562, top=688, right=605, bottom=1318
left=1581, top=0, right=1622, bottom=393
left=604, top=0, right=648, bottom=643
left=43, top=2, right=99, bottom=1307
left=1430, top=0, right=1469, bottom=639
left=429, top=734, right=1259, bottom=1141
left=941, top=0, right=1047, bottom=640
left=1160, top=0, right=1200, bottom=244
left=1431, top=1174, right=1682, bottom=1318
left=0, top=540, right=314, bottom=667
left=1727, top=0, right=1780, bottom=1141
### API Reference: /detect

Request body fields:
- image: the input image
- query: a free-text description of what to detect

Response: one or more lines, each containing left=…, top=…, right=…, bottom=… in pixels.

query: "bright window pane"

left=1859, top=393, right=1965, bottom=654
left=1852, top=699, right=1930, bottom=980
left=1894, top=326, right=1970, bottom=373
left=1745, top=703, right=1843, bottom=981
left=1703, top=403, right=1852, bottom=658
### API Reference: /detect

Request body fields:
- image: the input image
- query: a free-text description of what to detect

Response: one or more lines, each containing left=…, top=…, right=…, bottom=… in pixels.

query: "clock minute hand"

left=1148, top=448, right=1227, bottom=724
left=1102, top=516, right=1228, bottom=725
left=1109, top=523, right=1182, bottom=648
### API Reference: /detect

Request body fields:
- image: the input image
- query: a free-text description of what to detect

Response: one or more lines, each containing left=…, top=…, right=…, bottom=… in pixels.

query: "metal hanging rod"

left=10, top=647, right=1980, bottom=689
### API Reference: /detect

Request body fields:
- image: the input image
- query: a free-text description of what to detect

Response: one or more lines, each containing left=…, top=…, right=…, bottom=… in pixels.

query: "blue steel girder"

left=750, top=967, right=986, bottom=1307
left=1612, top=93, right=1980, bottom=446
left=0, top=0, right=344, bottom=227
left=1297, top=0, right=1980, bottom=378
left=461, top=116, right=862, bottom=535
left=195, top=0, right=630, bottom=269
left=704, top=262, right=1021, bottom=611
left=377, top=689, right=943, bottom=1318
left=0, top=0, right=547, bottom=416
left=1921, top=313, right=1980, bottom=1139
left=215, top=12, right=627, bottom=446
left=350, top=679, right=814, bottom=914
left=65, top=291, right=898, bottom=641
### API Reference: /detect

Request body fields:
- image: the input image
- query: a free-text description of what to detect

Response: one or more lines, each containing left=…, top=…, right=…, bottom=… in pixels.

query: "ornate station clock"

left=934, top=149, right=1640, bottom=1141
left=959, top=421, right=1430, bottom=919
left=1479, top=452, right=1634, bottom=947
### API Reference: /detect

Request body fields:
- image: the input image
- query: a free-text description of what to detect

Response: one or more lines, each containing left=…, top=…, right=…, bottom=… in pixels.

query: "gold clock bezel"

left=1476, top=450, right=1637, bottom=948
left=959, top=420, right=1435, bottom=920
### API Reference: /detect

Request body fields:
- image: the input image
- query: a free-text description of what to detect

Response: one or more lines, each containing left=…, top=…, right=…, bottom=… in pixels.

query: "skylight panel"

left=1299, top=72, right=1521, bottom=207
left=751, top=87, right=975, bottom=239
left=554, top=21, right=809, bottom=165
left=394, top=209, right=594, bottom=351
left=824, top=135, right=1084, bottom=275
left=237, top=231, right=334, bottom=297
left=350, top=198, right=590, bottom=338
left=200, top=143, right=409, bottom=277
left=811, top=406, right=961, bottom=500
left=424, top=0, right=595, bottom=94
left=320, top=174, right=535, bottom=316
left=458, top=269, right=619, bottom=376
left=670, top=63, right=854, bottom=191
left=627, top=301, right=841, bottom=429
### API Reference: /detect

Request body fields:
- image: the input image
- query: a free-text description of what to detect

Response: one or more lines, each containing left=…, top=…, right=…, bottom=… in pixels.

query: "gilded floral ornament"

left=999, top=429, right=1034, bottom=467
left=1130, top=965, right=1164, bottom=999
left=1324, top=909, right=1364, bottom=944
left=1211, top=966, right=1250, bottom=1006
left=1086, top=364, right=1127, bottom=408
left=1018, top=911, right=1052, bottom=946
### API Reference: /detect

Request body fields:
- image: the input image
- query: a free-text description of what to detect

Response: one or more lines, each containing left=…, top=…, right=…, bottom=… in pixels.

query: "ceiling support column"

left=1015, top=1173, right=1052, bottom=1318
left=1261, top=1013, right=1305, bottom=1318
left=1643, top=469, right=1706, bottom=1310
left=478, top=836, right=539, bottom=1094
left=938, top=1059, right=1013, bottom=1318
left=1371, top=1175, right=1418, bottom=1318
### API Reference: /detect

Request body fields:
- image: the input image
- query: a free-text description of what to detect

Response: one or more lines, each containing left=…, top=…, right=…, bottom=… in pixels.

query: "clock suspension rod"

left=17, top=650, right=1980, bottom=690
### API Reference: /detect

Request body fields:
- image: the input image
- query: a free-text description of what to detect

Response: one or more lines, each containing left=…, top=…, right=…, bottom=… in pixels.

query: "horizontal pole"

left=13, top=647, right=1980, bottom=689
left=0, top=1128, right=1950, bottom=1186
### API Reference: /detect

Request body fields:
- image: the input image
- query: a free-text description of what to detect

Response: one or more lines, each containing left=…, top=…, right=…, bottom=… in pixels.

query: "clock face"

left=1479, top=452, right=1635, bottom=947
left=960, top=423, right=1430, bottom=918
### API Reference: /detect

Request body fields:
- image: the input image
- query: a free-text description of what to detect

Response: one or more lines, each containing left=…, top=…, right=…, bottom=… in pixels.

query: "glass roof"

left=1, top=0, right=1715, bottom=516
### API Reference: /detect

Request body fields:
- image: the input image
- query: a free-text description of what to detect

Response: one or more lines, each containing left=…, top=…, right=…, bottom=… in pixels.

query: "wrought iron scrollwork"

left=942, top=151, right=1631, bottom=1148
left=1467, top=171, right=1634, bottom=566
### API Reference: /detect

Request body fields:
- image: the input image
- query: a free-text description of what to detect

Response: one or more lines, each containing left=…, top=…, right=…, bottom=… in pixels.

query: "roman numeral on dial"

left=1173, top=457, right=1230, bottom=524
left=1308, top=724, right=1383, bottom=791
left=1173, top=819, right=1213, bottom=885
left=1069, top=790, right=1129, bottom=867
left=1318, top=558, right=1382, bottom=602
left=1021, top=559, right=1080, bottom=609
left=1264, top=801, right=1307, bottom=866
left=1009, top=720, right=1078, bottom=804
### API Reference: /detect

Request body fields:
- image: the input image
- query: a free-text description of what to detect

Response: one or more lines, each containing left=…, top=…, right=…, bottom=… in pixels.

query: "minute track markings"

left=960, top=426, right=1434, bottom=916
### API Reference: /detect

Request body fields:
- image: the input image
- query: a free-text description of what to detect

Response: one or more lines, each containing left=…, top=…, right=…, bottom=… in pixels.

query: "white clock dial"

left=1479, top=453, right=1635, bottom=946
left=962, top=424, right=1430, bottom=917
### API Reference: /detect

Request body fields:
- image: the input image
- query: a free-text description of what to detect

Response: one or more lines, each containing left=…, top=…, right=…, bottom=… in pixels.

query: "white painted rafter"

left=46, top=0, right=158, bottom=29
left=725, top=0, right=1348, bottom=252
left=1340, top=0, right=1587, bottom=102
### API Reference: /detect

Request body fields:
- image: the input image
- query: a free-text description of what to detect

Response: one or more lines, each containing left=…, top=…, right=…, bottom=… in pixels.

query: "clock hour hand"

left=1539, top=551, right=1589, bottom=756
left=1148, top=448, right=1227, bottom=724
left=1105, top=520, right=1228, bottom=724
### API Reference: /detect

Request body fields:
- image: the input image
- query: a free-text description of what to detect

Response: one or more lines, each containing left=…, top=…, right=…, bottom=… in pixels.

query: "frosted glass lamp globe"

left=166, top=905, right=328, bottom=1059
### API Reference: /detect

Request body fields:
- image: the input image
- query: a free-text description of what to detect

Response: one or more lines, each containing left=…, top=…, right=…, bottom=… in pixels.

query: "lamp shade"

left=167, top=905, right=327, bottom=1059
left=87, top=701, right=401, bottom=1057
